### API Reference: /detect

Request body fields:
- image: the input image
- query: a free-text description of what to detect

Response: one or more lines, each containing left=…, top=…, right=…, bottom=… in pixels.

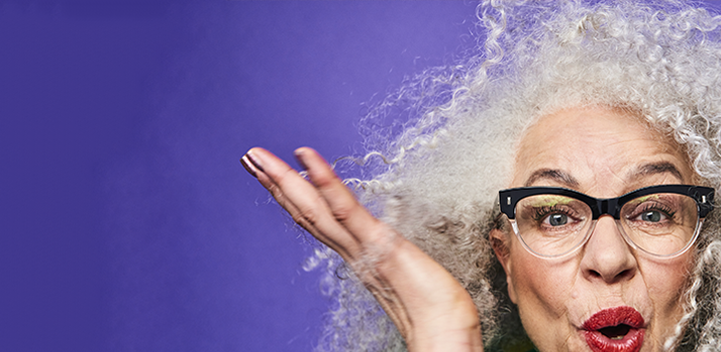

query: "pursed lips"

left=581, top=306, right=646, bottom=352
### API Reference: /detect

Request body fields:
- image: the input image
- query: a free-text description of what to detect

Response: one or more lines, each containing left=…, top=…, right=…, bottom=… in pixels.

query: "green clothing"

left=499, top=335, right=537, bottom=352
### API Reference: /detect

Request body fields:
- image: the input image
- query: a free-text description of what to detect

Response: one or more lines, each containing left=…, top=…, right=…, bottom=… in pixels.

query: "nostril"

left=615, top=269, right=634, bottom=281
left=586, top=268, right=635, bottom=283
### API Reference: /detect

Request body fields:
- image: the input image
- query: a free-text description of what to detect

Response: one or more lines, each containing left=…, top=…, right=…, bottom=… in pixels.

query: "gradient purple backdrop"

left=8, top=1, right=721, bottom=352
left=1, top=1, right=477, bottom=351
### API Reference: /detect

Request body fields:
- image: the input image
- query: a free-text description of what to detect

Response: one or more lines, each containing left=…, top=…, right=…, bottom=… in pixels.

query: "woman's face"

left=494, top=107, right=696, bottom=352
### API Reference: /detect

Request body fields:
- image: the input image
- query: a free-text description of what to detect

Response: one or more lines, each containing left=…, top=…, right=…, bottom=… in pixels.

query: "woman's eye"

left=640, top=210, right=664, bottom=223
left=546, top=213, right=568, bottom=226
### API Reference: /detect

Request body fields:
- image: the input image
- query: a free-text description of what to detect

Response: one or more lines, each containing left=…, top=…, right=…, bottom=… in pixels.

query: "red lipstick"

left=582, top=306, right=645, bottom=352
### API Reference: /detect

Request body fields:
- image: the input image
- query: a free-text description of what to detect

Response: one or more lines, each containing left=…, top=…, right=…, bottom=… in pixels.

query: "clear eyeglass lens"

left=619, top=193, right=699, bottom=256
left=514, top=192, right=700, bottom=257
left=515, top=194, right=593, bottom=256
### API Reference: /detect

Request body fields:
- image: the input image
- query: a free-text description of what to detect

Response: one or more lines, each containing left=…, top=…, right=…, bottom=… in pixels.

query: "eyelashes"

left=531, top=205, right=582, bottom=225
left=626, top=203, right=677, bottom=224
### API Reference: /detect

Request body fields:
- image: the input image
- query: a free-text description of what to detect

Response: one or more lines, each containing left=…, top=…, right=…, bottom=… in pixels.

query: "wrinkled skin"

left=241, top=147, right=483, bottom=352
left=242, top=106, right=695, bottom=351
left=492, top=107, right=695, bottom=351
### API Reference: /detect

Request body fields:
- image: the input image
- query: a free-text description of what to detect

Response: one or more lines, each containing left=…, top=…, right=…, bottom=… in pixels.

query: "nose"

left=580, top=215, right=637, bottom=284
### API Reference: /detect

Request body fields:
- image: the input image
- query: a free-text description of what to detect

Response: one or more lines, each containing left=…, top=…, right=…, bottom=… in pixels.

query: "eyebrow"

left=524, top=168, right=580, bottom=188
left=628, top=161, right=684, bottom=182
left=523, top=162, right=684, bottom=188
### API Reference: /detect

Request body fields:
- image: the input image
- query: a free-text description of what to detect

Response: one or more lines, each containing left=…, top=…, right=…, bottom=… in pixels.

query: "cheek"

left=509, top=244, right=579, bottom=321
left=508, top=247, right=581, bottom=350
left=640, top=255, right=693, bottom=327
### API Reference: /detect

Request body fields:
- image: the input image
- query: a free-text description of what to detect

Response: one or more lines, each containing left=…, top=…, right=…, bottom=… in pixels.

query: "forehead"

left=512, top=107, right=694, bottom=193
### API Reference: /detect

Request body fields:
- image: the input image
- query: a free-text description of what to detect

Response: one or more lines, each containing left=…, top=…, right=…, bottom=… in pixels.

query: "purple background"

left=9, top=1, right=720, bottom=351
left=1, top=1, right=477, bottom=351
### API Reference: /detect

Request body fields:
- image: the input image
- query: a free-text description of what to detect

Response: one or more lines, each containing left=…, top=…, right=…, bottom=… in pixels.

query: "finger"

left=244, top=150, right=358, bottom=260
left=294, top=147, right=392, bottom=248
left=243, top=147, right=362, bottom=259
left=244, top=150, right=411, bottom=329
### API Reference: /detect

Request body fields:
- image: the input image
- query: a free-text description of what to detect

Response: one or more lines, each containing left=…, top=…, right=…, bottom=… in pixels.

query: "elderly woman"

left=241, top=1, right=721, bottom=351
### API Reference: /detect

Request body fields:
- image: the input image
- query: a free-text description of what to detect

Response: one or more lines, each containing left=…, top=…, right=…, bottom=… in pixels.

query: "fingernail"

left=294, top=149, right=308, bottom=170
left=241, top=150, right=264, bottom=177
left=247, top=150, right=264, bottom=170
left=240, top=154, right=258, bottom=177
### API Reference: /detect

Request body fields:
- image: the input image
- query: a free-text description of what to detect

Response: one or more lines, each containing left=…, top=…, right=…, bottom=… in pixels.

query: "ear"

left=490, top=228, right=518, bottom=303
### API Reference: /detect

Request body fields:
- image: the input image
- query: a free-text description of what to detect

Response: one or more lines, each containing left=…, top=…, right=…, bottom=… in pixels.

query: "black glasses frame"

left=499, top=184, right=715, bottom=220
left=498, top=184, right=715, bottom=258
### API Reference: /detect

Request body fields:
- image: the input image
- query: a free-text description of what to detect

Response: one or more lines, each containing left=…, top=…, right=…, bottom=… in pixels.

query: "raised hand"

left=241, top=147, right=483, bottom=352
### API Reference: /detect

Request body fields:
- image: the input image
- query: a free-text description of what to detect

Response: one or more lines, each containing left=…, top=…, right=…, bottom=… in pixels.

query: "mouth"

left=582, top=306, right=645, bottom=352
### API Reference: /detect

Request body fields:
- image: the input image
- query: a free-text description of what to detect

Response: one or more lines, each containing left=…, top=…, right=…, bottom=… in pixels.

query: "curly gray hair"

left=303, top=1, right=721, bottom=351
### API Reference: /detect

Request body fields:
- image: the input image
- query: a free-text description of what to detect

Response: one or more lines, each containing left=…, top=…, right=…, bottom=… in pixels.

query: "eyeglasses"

left=498, top=185, right=715, bottom=258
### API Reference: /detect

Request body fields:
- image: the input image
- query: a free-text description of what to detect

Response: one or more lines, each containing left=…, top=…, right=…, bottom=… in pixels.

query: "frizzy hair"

left=301, top=1, right=721, bottom=351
